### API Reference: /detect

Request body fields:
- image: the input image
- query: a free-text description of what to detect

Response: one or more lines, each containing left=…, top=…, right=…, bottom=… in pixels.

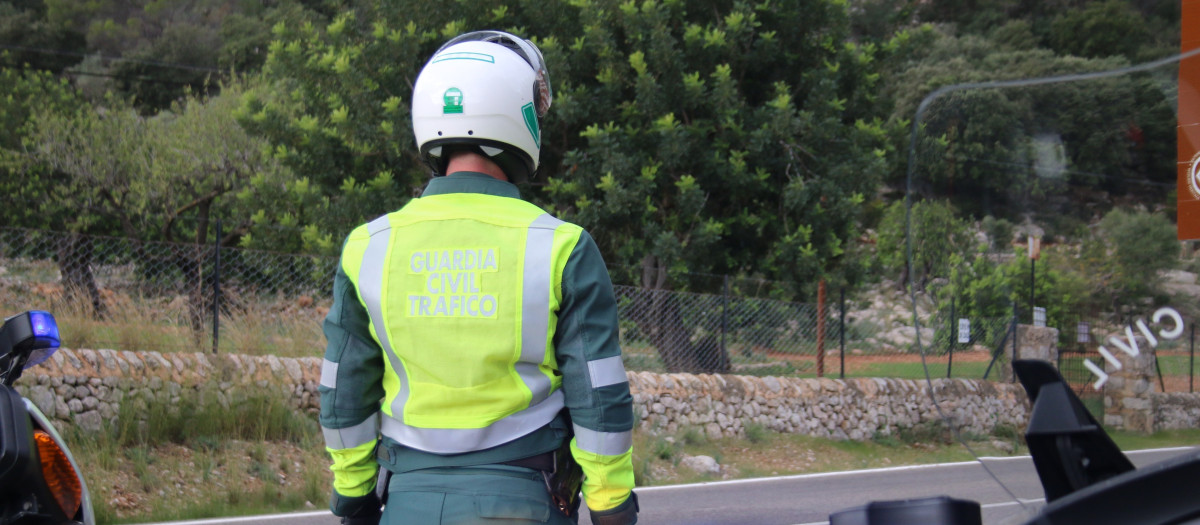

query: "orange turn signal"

left=33, top=430, right=81, bottom=518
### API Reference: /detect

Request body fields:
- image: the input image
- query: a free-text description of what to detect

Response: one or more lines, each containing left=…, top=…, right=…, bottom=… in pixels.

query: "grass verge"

left=65, top=389, right=329, bottom=524
left=70, top=414, right=1200, bottom=524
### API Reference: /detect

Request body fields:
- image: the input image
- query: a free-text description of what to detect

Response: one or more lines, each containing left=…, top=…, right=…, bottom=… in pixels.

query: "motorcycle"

left=828, top=359, right=1200, bottom=524
left=0, top=311, right=94, bottom=525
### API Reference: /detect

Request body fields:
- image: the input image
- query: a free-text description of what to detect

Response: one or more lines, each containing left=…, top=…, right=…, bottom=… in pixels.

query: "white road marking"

left=137, top=447, right=1195, bottom=525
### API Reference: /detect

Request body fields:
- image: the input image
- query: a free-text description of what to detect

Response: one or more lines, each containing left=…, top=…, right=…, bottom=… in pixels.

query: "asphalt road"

left=138, top=447, right=1195, bottom=525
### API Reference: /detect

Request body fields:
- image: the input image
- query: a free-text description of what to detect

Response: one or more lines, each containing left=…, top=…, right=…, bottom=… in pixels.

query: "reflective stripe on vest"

left=358, top=212, right=566, bottom=453
left=382, top=389, right=565, bottom=454
left=359, top=215, right=412, bottom=423
left=519, top=213, right=564, bottom=406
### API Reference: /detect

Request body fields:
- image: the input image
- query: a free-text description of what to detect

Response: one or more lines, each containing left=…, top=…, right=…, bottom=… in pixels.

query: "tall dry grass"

left=1, top=282, right=328, bottom=357
left=63, top=387, right=328, bottom=524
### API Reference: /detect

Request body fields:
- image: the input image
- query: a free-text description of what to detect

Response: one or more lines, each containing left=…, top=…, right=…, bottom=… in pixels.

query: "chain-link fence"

left=0, top=227, right=334, bottom=357
left=615, top=286, right=827, bottom=376
left=10, top=226, right=1186, bottom=384
left=1154, top=323, right=1200, bottom=393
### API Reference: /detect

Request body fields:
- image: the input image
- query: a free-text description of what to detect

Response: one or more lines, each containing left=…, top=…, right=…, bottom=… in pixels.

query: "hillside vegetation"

left=1, top=2, right=1195, bottom=523
left=0, top=0, right=1184, bottom=301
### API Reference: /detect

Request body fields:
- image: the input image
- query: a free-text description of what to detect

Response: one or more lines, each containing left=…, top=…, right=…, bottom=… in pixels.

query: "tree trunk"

left=638, top=255, right=731, bottom=374
left=57, top=233, right=106, bottom=318
left=178, top=201, right=213, bottom=338
left=167, top=243, right=205, bottom=337
left=648, top=289, right=693, bottom=372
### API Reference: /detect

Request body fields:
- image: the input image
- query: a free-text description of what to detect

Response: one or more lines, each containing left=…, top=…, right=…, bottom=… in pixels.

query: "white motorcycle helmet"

left=412, top=31, right=552, bottom=183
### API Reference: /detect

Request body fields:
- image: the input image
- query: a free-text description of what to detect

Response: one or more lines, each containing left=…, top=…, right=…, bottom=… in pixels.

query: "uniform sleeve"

left=553, top=230, right=637, bottom=516
left=319, top=241, right=386, bottom=517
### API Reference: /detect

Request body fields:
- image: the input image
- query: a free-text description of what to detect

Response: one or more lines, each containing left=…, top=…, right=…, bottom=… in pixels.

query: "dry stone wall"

left=13, top=349, right=1033, bottom=441
left=627, top=372, right=1028, bottom=440
left=14, top=348, right=323, bottom=433
left=1153, top=393, right=1200, bottom=430
left=1100, top=340, right=1200, bottom=433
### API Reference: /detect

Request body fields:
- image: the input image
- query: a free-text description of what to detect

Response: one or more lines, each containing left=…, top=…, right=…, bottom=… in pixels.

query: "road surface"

left=136, top=447, right=1195, bottom=525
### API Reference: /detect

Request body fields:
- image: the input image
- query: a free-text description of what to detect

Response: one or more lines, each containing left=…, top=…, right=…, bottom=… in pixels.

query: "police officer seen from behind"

left=319, top=31, right=639, bottom=525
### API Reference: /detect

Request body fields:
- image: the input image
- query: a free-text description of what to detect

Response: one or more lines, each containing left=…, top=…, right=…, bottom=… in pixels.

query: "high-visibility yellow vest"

left=340, top=192, right=584, bottom=454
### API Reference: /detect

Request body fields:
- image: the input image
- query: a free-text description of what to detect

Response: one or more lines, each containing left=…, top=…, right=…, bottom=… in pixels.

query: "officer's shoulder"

left=543, top=210, right=585, bottom=235
left=344, top=218, right=379, bottom=243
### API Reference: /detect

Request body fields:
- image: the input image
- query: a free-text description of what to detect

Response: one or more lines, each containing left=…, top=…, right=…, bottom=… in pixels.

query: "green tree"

left=235, top=4, right=447, bottom=253
left=0, top=1, right=85, bottom=73
left=911, top=0, right=1178, bottom=61
left=240, top=0, right=890, bottom=372
left=39, top=0, right=322, bottom=112
left=883, top=30, right=1176, bottom=218
left=1047, top=0, right=1150, bottom=60
left=850, top=0, right=921, bottom=43
left=980, top=215, right=1014, bottom=250
left=18, top=95, right=149, bottom=315
left=0, top=60, right=85, bottom=227
left=540, top=0, right=889, bottom=372
left=914, top=0, right=1022, bottom=35
left=21, top=80, right=294, bottom=324
left=141, top=81, right=290, bottom=245
left=876, top=199, right=974, bottom=291
left=26, top=95, right=153, bottom=237
left=937, top=244, right=1089, bottom=344
left=219, top=3, right=324, bottom=74
left=139, top=79, right=300, bottom=330
left=1075, top=208, right=1180, bottom=316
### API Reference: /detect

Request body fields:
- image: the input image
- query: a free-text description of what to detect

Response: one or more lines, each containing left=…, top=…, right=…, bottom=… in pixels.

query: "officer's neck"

left=445, top=152, right=508, bottom=181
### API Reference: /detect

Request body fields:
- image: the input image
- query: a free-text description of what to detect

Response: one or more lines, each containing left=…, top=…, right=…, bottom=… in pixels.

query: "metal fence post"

left=1029, top=257, right=1036, bottom=323
left=948, top=298, right=955, bottom=379
left=1056, top=321, right=1064, bottom=372
left=1191, top=322, right=1196, bottom=394
left=721, top=275, right=729, bottom=359
left=839, top=288, right=846, bottom=379
left=1011, top=301, right=1018, bottom=382
left=212, top=219, right=221, bottom=355
left=1151, top=322, right=1165, bottom=393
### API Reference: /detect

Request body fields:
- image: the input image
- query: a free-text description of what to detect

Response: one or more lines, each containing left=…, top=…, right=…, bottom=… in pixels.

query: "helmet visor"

left=434, top=30, right=553, bottom=117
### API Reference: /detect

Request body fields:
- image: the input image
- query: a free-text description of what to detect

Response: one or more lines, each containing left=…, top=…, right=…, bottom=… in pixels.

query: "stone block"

left=704, top=423, right=721, bottom=440
left=1016, top=325, right=1059, bottom=363
left=1122, top=397, right=1151, bottom=410
left=73, top=410, right=102, bottom=433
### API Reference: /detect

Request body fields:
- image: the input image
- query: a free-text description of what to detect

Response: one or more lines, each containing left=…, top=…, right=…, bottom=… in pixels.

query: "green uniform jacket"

left=320, top=172, right=636, bottom=518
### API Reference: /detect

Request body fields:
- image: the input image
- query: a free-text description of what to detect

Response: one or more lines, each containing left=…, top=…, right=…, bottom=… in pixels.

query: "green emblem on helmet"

left=443, top=88, right=464, bottom=114
left=521, top=103, right=540, bottom=145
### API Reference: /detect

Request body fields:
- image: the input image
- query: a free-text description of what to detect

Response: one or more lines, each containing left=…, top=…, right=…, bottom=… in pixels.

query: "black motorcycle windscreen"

left=903, top=44, right=1198, bottom=524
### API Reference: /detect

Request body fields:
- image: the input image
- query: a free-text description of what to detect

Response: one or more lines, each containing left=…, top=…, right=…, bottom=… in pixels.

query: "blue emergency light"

left=18, top=311, right=60, bottom=369
left=27, top=311, right=60, bottom=348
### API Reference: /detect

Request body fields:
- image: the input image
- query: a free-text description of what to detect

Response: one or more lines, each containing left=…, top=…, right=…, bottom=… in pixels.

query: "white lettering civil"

left=424, top=272, right=483, bottom=294
left=1084, top=306, right=1185, bottom=390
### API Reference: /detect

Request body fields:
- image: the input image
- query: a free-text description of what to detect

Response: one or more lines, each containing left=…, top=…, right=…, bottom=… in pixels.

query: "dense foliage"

left=0, top=0, right=1188, bottom=328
